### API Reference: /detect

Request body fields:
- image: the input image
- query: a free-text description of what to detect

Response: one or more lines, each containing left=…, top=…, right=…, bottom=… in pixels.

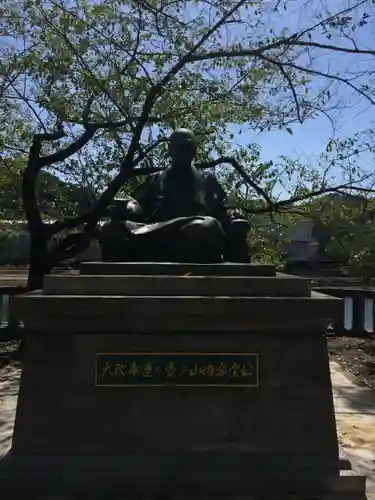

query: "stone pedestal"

left=0, top=263, right=366, bottom=498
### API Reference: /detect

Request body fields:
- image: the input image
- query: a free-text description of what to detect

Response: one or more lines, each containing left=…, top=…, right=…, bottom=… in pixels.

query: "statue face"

left=168, top=129, right=197, bottom=164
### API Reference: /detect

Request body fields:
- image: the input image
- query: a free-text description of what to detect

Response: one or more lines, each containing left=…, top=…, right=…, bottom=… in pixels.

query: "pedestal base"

left=1, top=263, right=365, bottom=498
left=0, top=453, right=366, bottom=498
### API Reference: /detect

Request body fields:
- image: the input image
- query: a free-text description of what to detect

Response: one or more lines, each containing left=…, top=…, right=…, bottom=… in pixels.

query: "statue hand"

left=110, top=197, right=144, bottom=222
left=126, top=199, right=144, bottom=221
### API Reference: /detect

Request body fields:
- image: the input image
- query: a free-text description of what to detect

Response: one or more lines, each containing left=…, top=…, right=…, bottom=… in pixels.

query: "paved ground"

left=1, top=360, right=375, bottom=497
left=332, top=361, right=375, bottom=499
left=0, top=363, right=19, bottom=457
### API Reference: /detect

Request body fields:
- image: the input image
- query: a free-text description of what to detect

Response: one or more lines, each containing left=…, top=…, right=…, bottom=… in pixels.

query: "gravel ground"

left=328, top=334, right=375, bottom=388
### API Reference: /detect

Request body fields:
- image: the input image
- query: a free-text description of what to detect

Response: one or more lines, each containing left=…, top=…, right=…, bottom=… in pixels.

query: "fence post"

left=0, top=285, right=25, bottom=340
left=331, top=293, right=347, bottom=335
left=1, top=294, right=9, bottom=325
left=343, top=296, right=353, bottom=333
left=351, top=293, right=365, bottom=335
left=364, top=297, right=374, bottom=334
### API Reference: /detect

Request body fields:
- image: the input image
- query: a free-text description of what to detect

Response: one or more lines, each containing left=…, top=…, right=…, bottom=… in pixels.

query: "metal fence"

left=0, top=286, right=26, bottom=360
left=314, top=285, right=375, bottom=336
left=0, top=286, right=25, bottom=329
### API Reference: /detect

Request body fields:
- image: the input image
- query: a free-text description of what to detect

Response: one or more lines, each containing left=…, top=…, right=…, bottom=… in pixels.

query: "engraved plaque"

left=95, top=352, right=259, bottom=387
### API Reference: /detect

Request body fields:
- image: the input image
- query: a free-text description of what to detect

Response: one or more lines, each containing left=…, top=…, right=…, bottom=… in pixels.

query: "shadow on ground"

left=0, top=362, right=20, bottom=457
left=334, top=383, right=375, bottom=414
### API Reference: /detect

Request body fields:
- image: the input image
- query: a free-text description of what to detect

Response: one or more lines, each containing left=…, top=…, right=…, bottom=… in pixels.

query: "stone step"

left=12, top=291, right=342, bottom=333
left=43, top=274, right=311, bottom=297
left=79, top=261, right=276, bottom=277
left=0, top=454, right=366, bottom=496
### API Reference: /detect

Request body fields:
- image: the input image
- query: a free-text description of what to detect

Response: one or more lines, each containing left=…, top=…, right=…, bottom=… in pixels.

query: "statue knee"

left=97, top=220, right=129, bottom=261
left=200, top=216, right=226, bottom=236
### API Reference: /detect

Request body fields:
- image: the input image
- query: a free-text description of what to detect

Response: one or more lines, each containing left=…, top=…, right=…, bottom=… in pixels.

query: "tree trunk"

left=27, top=229, right=50, bottom=290
left=22, top=144, right=51, bottom=291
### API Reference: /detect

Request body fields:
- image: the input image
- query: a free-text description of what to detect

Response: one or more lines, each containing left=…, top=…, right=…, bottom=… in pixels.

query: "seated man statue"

left=97, top=128, right=250, bottom=263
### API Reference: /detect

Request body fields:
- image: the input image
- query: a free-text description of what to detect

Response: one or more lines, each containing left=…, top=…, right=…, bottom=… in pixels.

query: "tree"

left=311, top=194, right=375, bottom=275
left=1, top=0, right=375, bottom=288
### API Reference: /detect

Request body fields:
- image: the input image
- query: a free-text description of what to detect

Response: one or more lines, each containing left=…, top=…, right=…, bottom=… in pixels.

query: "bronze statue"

left=97, top=128, right=250, bottom=263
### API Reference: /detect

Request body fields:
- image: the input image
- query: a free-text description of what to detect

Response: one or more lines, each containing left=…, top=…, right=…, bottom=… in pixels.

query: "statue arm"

left=130, top=175, right=160, bottom=219
left=102, top=176, right=159, bottom=223
left=203, top=174, right=243, bottom=222
left=130, top=177, right=152, bottom=205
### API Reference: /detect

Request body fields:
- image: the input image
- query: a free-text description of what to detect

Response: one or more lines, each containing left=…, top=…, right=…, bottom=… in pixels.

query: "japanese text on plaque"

left=95, top=353, right=259, bottom=387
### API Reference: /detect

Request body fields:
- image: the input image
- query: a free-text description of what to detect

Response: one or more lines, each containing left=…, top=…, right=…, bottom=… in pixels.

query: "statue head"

left=168, top=128, right=197, bottom=166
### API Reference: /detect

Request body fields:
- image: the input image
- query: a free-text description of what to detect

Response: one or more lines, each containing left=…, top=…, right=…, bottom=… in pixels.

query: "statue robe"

left=124, top=166, right=231, bottom=237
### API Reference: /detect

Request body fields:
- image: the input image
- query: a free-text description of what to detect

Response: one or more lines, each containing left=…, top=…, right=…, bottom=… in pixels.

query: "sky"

left=2, top=0, right=375, bottom=195
left=241, top=102, right=374, bottom=166
left=228, top=0, right=375, bottom=172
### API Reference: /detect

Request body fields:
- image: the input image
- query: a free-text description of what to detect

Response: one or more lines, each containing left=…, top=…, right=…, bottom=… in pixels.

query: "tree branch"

left=39, top=128, right=95, bottom=167
left=48, top=152, right=271, bottom=235
left=4, top=77, right=48, bottom=133
left=185, top=42, right=374, bottom=107
left=281, top=60, right=375, bottom=107
left=258, top=54, right=303, bottom=123
left=202, top=157, right=274, bottom=207
left=39, top=119, right=133, bottom=168
left=239, top=180, right=375, bottom=217
left=73, top=0, right=249, bottom=230
left=291, top=40, right=375, bottom=56
left=35, top=5, right=130, bottom=121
